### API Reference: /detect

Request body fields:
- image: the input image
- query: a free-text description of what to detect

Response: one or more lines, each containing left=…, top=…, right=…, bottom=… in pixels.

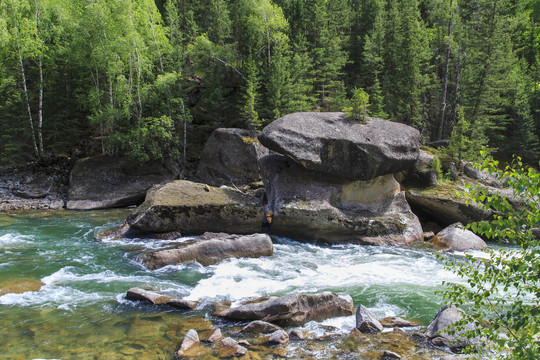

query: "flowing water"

left=0, top=210, right=465, bottom=359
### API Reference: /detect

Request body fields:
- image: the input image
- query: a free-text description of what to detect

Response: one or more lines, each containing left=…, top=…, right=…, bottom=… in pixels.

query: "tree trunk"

left=18, top=47, right=40, bottom=158
left=437, top=0, right=453, bottom=141
left=38, top=55, right=44, bottom=156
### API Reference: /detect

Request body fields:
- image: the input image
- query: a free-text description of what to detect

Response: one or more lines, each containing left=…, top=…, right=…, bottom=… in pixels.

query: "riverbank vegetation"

left=0, top=0, right=539, bottom=166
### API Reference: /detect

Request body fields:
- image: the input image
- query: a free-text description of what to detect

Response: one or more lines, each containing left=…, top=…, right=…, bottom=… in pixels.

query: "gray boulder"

left=215, top=292, right=354, bottom=326
left=356, top=305, right=383, bottom=333
left=127, top=180, right=262, bottom=234
left=260, top=155, right=423, bottom=246
left=402, top=150, right=439, bottom=187
left=258, top=112, right=420, bottom=182
left=66, top=156, right=176, bottom=210
left=464, top=162, right=503, bottom=188
left=140, top=232, right=273, bottom=269
left=125, top=287, right=197, bottom=309
left=196, top=128, right=269, bottom=186
left=431, top=223, right=487, bottom=252
left=426, top=305, right=476, bottom=352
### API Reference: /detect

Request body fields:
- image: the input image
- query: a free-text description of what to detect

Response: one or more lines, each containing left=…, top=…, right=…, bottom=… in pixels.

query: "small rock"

left=423, top=231, right=435, bottom=240
left=356, top=305, right=383, bottom=333
left=266, top=330, right=289, bottom=346
left=381, top=350, right=402, bottom=360
left=206, top=329, right=224, bottom=344
left=431, top=223, right=487, bottom=252
left=238, top=340, right=251, bottom=347
left=125, top=287, right=197, bottom=310
left=379, top=317, right=417, bottom=328
left=177, top=329, right=199, bottom=356
left=239, top=321, right=284, bottom=335
left=214, top=337, right=248, bottom=358
left=289, top=329, right=305, bottom=340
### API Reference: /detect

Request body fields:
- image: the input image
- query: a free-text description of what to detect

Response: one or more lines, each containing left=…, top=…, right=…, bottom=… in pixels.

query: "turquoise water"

left=0, top=210, right=461, bottom=359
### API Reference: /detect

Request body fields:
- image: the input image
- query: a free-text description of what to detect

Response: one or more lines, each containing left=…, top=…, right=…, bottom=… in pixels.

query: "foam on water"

left=0, top=233, right=33, bottom=247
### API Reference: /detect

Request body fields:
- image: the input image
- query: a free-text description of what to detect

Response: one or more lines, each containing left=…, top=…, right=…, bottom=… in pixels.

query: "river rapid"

left=0, top=210, right=464, bottom=359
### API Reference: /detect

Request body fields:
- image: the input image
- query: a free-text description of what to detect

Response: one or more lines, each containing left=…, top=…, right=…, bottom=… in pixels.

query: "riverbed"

left=0, top=210, right=462, bottom=359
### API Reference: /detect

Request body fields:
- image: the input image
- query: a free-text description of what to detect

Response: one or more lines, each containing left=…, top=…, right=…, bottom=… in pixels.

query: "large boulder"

left=406, top=185, right=491, bottom=226
left=140, top=232, right=273, bottom=269
left=431, top=223, right=487, bottom=252
left=196, top=128, right=269, bottom=186
left=258, top=112, right=420, bottom=182
left=215, top=292, right=354, bottom=326
left=356, top=305, right=383, bottom=333
left=260, top=155, right=423, bottom=245
left=426, top=305, right=477, bottom=353
left=66, top=156, right=176, bottom=210
left=127, top=180, right=262, bottom=234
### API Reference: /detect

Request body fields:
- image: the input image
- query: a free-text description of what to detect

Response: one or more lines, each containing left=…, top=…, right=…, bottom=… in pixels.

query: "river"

left=0, top=210, right=464, bottom=359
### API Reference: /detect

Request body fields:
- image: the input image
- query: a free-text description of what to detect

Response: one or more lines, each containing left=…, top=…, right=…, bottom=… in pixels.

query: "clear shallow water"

left=0, top=210, right=462, bottom=359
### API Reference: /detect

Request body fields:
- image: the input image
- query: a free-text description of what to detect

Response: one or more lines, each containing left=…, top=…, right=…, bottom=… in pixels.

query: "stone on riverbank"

left=258, top=112, right=420, bottom=182
left=260, top=154, right=423, bottom=245
left=356, top=305, right=383, bottom=333
left=426, top=305, right=477, bottom=353
left=127, top=180, right=262, bottom=234
left=215, top=292, right=354, bottom=326
left=140, top=232, right=273, bottom=269
left=196, top=128, right=269, bottom=186
left=125, top=287, right=197, bottom=310
left=431, top=223, right=487, bottom=252
left=66, top=156, right=176, bottom=210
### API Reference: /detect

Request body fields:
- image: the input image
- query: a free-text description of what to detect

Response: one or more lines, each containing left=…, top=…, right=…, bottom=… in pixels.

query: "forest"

left=0, top=0, right=539, bottom=166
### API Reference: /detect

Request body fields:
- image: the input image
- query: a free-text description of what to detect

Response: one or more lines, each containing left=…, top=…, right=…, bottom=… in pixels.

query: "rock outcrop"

left=196, top=128, right=269, bottom=186
left=431, top=223, right=487, bottom=252
left=66, top=156, right=176, bottom=210
left=215, top=292, right=354, bottom=326
left=258, top=112, right=420, bottom=182
left=140, top=232, right=273, bottom=269
left=260, top=154, right=423, bottom=245
left=127, top=180, right=262, bottom=234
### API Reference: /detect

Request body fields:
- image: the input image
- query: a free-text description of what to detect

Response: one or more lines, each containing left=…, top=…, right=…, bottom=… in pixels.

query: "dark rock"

left=356, top=305, right=383, bottom=333
left=431, top=223, right=487, bottom=252
left=258, top=112, right=420, bottom=182
left=402, top=150, right=439, bottom=188
left=66, top=156, right=176, bottom=210
left=196, top=128, right=269, bottom=186
left=260, top=155, right=423, bottom=246
left=127, top=180, right=262, bottom=234
left=379, top=317, right=417, bottom=328
left=125, top=287, right=197, bottom=310
left=426, top=305, right=476, bottom=353
left=239, top=320, right=283, bottom=335
left=215, top=292, right=354, bottom=327
left=140, top=233, right=273, bottom=269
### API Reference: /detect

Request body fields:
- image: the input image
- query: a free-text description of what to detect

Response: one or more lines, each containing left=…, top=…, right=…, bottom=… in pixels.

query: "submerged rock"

left=127, top=180, right=262, bottom=234
left=431, top=223, right=487, bottom=252
left=196, top=128, right=269, bottom=186
left=265, top=330, right=290, bottom=346
left=258, top=112, right=420, bottom=182
left=125, top=287, right=197, bottom=310
left=178, top=329, right=200, bottom=355
left=215, top=292, right=354, bottom=326
left=356, top=305, right=383, bottom=333
left=260, top=155, right=423, bottom=245
left=238, top=320, right=284, bottom=335
left=0, top=279, right=45, bottom=295
left=66, top=156, right=176, bottom=210
left=214, top=337, right=248, bottom=358
left=140, top=232, right=273, bottom=269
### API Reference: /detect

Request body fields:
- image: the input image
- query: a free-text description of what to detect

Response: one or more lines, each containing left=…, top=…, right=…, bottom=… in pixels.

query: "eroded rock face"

left=66, top=156, right=176, bottom=210
left=258, top=112, right=420, bottom=182
left=402, top=150, right=439, bottom=188
left=260, top=155, right=423, bottom=245
left=140, top=232, right=273, bottom=269
left=431, top=223, right=487, bottom=252
left=215, top=292, right=354, bottom=326
left=127, top=180, right=262, bottom=234
left=196, top=128, right=269, bottom=186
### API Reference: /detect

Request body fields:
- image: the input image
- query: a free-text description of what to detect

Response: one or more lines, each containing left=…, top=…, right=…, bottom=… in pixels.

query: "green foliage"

left=441, top=149, right=540, bottom=359
left=446, top=106, right=471, bottom=163
left=343, top=87, right=370, bottom=122
left=430, top=156, right=443, bottom=181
